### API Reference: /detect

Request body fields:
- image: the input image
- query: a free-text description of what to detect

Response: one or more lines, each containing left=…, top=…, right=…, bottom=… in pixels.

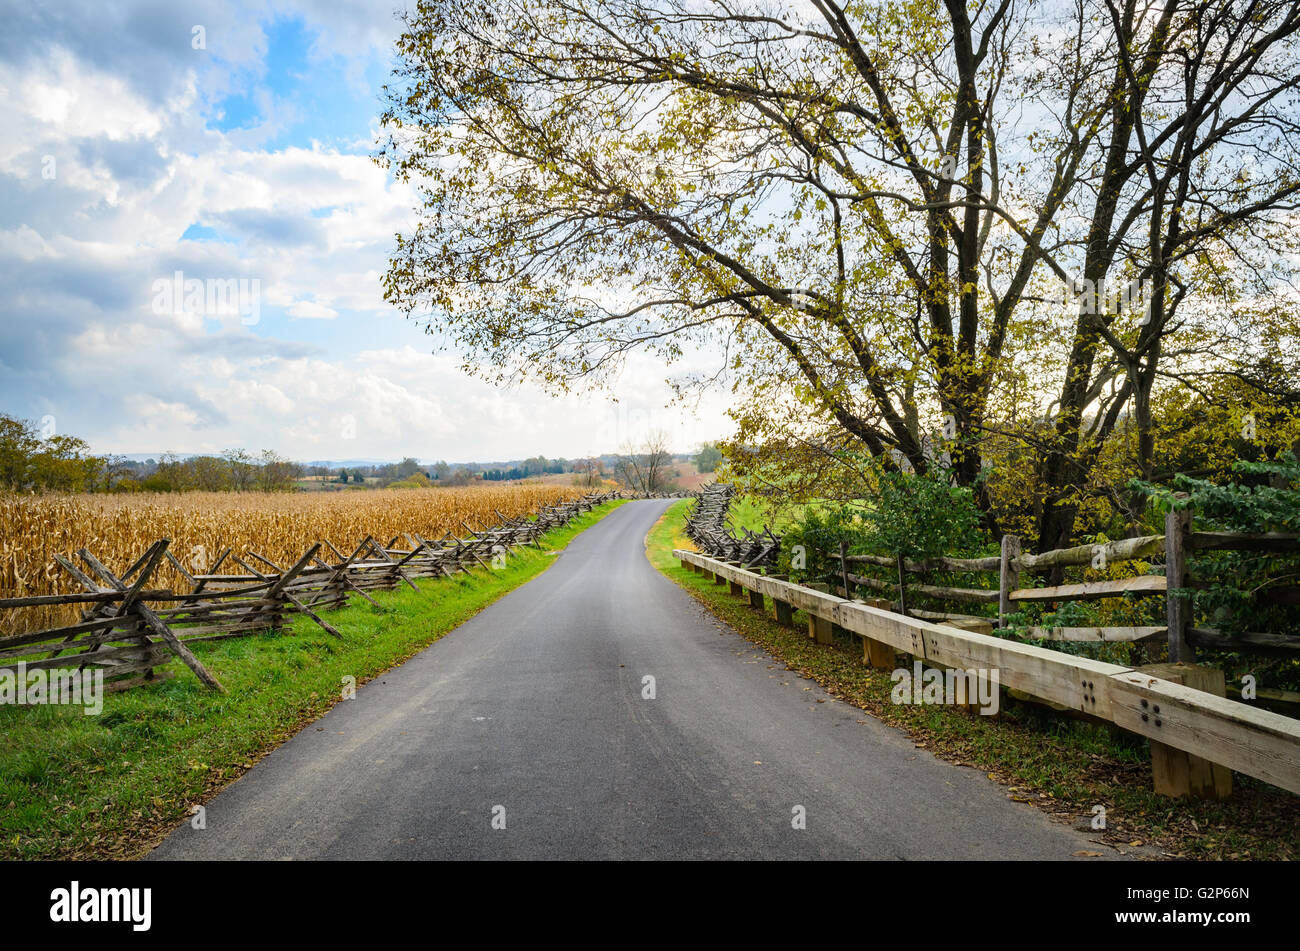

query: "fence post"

left=1138, top=662, right=1232, bottom=799
left=806, top=582, right=835, bottom=645
left=1165, top=508, right=1194, bottom=663
left=895, top=553, right=908, bottom=616
left=838, top=540, right=852, bottom=600
left=999, top=534, right=1021, bottom=628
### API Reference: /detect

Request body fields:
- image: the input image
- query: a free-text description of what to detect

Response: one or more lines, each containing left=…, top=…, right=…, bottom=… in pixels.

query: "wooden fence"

left=675, top=548, right=1300, bottom=798
left=686, top=485, right=1299, bottom=661
left=681, top=485, right=1300, bottom=798
left=0, top=493, right=615, bottom=696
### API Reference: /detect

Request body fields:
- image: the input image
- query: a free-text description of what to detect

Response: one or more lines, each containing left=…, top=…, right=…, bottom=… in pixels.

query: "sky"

left=0, top=0, right=733, bottom=464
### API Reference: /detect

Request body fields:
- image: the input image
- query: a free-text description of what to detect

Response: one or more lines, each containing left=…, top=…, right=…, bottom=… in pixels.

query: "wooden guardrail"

left=674, top=548, right=1300, bottom=798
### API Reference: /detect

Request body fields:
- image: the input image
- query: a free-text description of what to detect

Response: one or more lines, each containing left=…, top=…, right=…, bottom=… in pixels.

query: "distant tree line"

left=482, top=456, right=568, bottom=481
left=0, top=413, right=301, bottom=493
left=0, top=414, right=109, bottom=492
left=1, top=411, right=705, bottom=496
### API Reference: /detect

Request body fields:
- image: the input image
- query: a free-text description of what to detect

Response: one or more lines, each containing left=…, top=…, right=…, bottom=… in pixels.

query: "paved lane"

left=149, top=499, right=1110, bottom=860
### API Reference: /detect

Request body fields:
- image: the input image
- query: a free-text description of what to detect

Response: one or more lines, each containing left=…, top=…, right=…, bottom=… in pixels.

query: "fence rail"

left=686, top=485, right=1300, bottom=660
left=1, top=493, right=617, bottom=695
left=675, top=548, right=1300, bottom=798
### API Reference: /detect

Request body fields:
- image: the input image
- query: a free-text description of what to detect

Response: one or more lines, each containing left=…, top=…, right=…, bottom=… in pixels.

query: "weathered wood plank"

left=1016, top=534, right=1165, bottom=570
left=1010, top=575, right=1167, bottom=602
left=674, top=548, right=1300, bottom=795
left=1110, top=670, right=1299, bottom=796
left=1020, top=626, right=1167, bottom=643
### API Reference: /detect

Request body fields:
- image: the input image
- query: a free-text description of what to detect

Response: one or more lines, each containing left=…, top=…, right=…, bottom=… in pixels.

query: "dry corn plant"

left=0, top=483, right=586, bottom=635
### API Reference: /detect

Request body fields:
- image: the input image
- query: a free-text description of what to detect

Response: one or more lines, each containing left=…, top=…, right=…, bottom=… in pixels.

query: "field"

left=0, top=483, right=585, bottom=635
left=0, top=500, right=624, bottom=860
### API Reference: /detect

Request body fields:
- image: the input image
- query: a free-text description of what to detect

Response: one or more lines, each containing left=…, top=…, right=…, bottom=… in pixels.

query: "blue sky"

left=0, top=0, right=729, bottom=462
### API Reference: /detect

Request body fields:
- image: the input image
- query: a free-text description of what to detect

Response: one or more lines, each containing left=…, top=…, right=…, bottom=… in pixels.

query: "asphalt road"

left=149, top=499, right=1114, bottom=860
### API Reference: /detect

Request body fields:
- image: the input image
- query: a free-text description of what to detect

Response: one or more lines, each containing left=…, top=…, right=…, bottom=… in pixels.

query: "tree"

left=573, top=456, right=607, bottom=487
left=616, top=430, right=674, bottom=493
left=380, top=0, right=1300, bottom=550
left=0, top=414, right=105, bottom=492
left=223, top=448, right=256, bottom=492
left=255, top=450, right=301, bottom=492
left=694, top=443, right=723, bottom=475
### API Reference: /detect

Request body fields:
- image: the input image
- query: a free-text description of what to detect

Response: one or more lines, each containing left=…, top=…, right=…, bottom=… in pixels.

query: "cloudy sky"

left=0, top=0, right=732, bottom=463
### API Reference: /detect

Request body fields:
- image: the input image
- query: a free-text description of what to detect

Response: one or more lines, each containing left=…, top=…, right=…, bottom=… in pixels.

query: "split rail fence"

left=0, top=493, right=615, bottom=696
left=681, top=484, right=1300, bottom=799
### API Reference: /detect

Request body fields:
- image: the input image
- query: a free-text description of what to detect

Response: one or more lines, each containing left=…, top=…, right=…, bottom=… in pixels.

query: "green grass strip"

left=0, top=500, right=626, bottom=860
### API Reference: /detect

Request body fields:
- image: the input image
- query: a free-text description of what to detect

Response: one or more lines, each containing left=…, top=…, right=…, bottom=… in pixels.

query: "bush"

left=860, top=465, right=984, bottom=560
left=1131, top=453, right=1300, bottom=688
left=776, top=464, right=985, bottom=581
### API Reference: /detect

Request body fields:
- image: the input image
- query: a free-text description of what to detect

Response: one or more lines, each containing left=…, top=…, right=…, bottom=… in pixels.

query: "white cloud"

left=288, top=298, right=337, bottom=319
left=0, top=1, right=734, bottom=464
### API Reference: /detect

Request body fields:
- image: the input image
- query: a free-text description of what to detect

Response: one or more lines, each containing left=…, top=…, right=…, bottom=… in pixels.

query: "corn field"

left=0, top=484, right=586, bottom=635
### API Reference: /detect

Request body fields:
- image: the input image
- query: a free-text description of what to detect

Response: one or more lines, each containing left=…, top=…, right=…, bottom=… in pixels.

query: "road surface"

left=150, top=499, right=1114, bottom=860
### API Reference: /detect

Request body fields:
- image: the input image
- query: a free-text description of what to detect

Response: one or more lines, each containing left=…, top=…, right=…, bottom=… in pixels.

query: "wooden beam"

left=999, top=534, right=1020, bottom=628
left=673, top=549, right=1300, bottom=795
left=1166, top=508, right=1194, bottom=663
left=1010, top=575, right=1167, bottom=602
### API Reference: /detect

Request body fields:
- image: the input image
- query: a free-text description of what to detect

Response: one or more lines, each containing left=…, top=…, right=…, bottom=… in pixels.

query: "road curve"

left=149, top=499, right=1112, bottom=860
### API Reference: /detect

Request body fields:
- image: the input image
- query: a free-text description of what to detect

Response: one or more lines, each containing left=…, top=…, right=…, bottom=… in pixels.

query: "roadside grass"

left=646, top=500, right=1300, bottom=860
left=0, top=500, right=626, bottom=861
left=725, top=496, right=813, bottom=534
left=725, top=495, right=850, bottom=535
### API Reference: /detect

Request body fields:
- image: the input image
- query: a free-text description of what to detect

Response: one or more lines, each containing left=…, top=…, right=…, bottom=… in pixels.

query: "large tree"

left=380, top=0, right=1300, bottom=548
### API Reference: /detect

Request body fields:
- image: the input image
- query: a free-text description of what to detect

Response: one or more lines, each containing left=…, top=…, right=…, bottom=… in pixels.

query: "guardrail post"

left=765, top=573, right=795, bottom=627
left=999, top=534, right=1020, bottom=628
left=860, top=634, right=895, bottom=670
left=1137, top=662, right=1232, bottom=799
left=773, top=599, right=795, bottom=626
left=726, top=561, right=745, bottom=598
left=851, top=597, right=899, bottom=669
left=1165, top=508, right=1194, bottom=663
left=805, top=582, right=834, bottom=645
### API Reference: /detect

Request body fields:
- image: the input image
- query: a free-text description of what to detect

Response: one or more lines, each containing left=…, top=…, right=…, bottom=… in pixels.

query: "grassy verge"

left=726, top=496, right=812, bottom=534
left=647, top=499, right=1300, bottom=860
left=0, top=500, right=626, bottom=860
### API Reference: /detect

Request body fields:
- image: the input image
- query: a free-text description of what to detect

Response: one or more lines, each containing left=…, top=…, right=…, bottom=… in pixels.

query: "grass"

left=646, top=499, right=1300, bottom=860
left=725, top=495, right=855, bottom=536
left=0, top=500, right=626, bottom=861
left=725, top=496, right=816, bottom=534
